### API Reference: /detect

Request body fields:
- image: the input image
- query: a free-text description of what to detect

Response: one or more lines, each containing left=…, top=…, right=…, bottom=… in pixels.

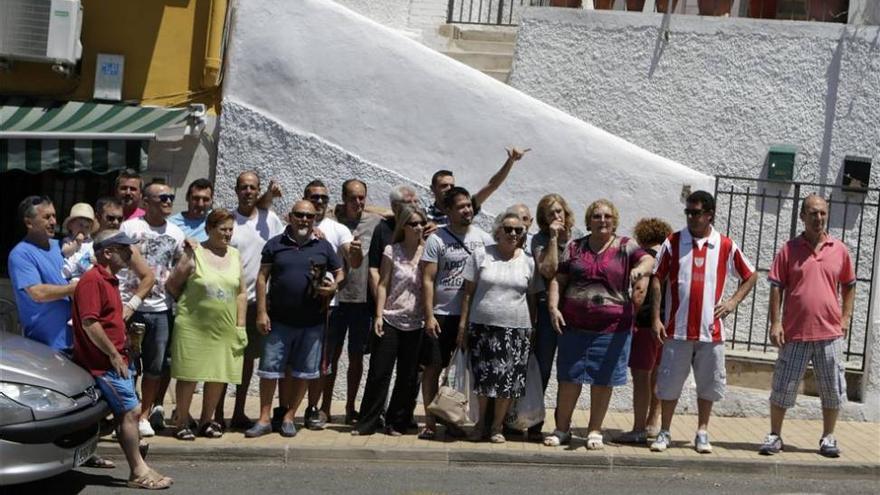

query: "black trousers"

left=356, top=324, right=424, bottom=434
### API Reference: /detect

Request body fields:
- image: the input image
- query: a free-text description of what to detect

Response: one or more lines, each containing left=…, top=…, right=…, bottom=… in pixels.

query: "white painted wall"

left=219, top=0, right=712, bottom=237
left=333, top=0, right=448, bottom=48
left=509, top=8, right=880, bottom=419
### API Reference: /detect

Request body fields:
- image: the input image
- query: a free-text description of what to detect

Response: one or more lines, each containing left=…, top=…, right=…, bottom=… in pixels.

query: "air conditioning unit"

left=0, top=0, right=83, bottom=71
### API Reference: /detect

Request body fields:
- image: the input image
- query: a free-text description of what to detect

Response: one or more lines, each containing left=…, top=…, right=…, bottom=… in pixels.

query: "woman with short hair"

left=458, top=211, right=536, bottom=443
left=546, top=199, right=654, bottom=450
left=167, top=208, right=247, bottom=440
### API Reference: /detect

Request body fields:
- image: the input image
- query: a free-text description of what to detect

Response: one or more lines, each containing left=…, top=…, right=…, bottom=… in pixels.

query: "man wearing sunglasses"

left=119, top=182, right=187, bottom=437
left=9, top=196, right=77, bottom=352
left=246, top=201, right=343, bottom=438
left=649, top=190, right=757, bottom=454
left=297, top=180, right=363, bottom=430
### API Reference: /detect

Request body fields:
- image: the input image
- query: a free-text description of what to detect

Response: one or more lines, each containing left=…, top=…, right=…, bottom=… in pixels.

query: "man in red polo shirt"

left=760, top=194, right=855, bottom=458
left=72, top=230, right=172, bottom=489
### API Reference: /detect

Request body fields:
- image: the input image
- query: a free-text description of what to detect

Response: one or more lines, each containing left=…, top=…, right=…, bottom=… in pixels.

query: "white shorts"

left=656, top=339, right=726, bottom=402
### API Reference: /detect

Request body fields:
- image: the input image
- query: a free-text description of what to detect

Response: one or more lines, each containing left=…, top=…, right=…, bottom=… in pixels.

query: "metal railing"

left=714, top=176, right=878, bottom=370
left=446, top=0, right=550, bottom=26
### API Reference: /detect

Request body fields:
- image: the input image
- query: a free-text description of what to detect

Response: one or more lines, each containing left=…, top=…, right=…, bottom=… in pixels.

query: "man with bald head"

left=245, top=200, right=343, bottom=438
left=228, top=170, right=286, bottom=429
left=760, top=194, right=856, bottom=458
left=119, top=181, right=186, bottom=436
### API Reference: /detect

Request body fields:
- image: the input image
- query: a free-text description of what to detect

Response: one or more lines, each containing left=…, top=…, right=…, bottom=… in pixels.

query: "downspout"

left=202, top=0, right=228, bottom=88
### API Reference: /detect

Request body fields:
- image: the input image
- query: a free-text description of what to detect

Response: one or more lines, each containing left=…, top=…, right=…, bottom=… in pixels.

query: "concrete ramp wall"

left=216, top=0, right=712, bottom=232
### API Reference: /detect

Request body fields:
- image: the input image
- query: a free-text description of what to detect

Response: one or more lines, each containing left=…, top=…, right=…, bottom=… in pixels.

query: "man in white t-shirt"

left=297, top=180, right=362, bottom=430
left=420, top=186, right=493, bottom=438
left=119, top=182, right=186, bottom=437
left=227, top=171, right=286, bottom=430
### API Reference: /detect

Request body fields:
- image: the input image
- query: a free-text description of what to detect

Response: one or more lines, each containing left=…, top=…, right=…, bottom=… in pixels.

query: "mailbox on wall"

left=766, top=145, right=797, bottom=182
left=842, top=156, right=871, bottom=192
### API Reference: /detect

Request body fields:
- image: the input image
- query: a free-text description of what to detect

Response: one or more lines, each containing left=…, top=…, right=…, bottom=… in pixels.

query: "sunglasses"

left=407, top=220, right=427, bottom=227
left=153, top=194, right=175, bottom=203
left=503, top=226, right=525, bottom=235
left=292, top=211, right=317, bottom=219
left=308, top=194, right=329, bottom=203
left=684, top=208, right=709, bottom=217
left=103, top=214, right=124, bottom=223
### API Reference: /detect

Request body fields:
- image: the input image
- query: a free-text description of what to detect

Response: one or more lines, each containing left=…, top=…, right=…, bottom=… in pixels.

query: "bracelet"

left=126, top=295, right=142, bottom=311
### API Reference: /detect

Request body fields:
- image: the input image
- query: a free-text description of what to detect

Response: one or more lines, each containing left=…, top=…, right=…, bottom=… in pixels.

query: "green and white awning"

left=0, top=99, right=189, bottom=174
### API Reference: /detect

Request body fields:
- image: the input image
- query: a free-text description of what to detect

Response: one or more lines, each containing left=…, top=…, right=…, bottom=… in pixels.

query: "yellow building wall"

left=0, top=0, right=223, bottom=113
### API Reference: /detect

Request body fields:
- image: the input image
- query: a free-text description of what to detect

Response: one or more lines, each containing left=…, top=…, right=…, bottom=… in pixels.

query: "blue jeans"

left=133, top=310, right=173, bottom=379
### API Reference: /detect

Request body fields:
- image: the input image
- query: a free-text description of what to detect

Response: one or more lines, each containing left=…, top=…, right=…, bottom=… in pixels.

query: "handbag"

left=426, top=349, right=471, bottom=426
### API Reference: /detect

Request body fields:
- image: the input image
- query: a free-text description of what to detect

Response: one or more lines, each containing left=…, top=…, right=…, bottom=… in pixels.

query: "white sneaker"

left=138, top=418, right=155, bottom=437
left=694, top=430, right=713, bottom=453
left=650, top=430, right=671, bottom=452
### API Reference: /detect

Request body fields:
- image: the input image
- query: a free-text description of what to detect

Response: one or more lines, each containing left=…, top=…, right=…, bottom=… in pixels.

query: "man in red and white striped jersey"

left=648, top=190, right=757, bottom=454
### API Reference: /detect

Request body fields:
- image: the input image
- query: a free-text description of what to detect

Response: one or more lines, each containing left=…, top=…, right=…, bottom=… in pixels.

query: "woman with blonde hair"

left=527, top=193, right=583, bottom=440
left=354, top=205, right=428, bottom=436
left=546, top=199, right=654, bottom=449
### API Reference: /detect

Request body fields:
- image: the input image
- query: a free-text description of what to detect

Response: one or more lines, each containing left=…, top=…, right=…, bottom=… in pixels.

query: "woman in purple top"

left=353, top=205, right=427, bottom=436
left=546, top=199, right=654, bottom=450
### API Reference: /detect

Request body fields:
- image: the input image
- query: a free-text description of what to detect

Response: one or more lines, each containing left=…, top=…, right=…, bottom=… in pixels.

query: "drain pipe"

left=203, top=0, right=228, bottom=89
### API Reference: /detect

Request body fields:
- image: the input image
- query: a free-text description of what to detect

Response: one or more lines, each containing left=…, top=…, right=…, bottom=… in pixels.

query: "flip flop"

left=82, top=455, right=115, bottom=469
left=417, top=427, right=436, bottom=440
left=127, top=469, right=173, bottom=490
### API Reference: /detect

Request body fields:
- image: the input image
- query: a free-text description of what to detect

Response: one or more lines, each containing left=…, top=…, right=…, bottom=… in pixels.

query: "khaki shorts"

left=656, top=339, right=726, bottom=402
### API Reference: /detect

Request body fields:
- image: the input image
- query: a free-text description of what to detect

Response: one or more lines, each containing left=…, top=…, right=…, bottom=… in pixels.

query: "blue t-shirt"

left=8, top=239, right=72, bottom=351
left=261, top=230, right=341, bottom=327
left=169, top=212, right=208, bottom=242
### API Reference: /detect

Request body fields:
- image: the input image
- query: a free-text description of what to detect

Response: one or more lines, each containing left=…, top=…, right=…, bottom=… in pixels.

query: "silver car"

left=0, top=332, right=109, bottom=485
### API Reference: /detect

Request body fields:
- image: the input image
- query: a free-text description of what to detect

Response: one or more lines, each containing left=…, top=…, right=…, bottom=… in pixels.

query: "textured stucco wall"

left=509, top=9, right=880, bottom=420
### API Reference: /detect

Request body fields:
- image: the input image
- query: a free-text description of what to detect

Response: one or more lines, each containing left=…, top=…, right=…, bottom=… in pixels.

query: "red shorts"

left=628, top=326, right=661, bottom=371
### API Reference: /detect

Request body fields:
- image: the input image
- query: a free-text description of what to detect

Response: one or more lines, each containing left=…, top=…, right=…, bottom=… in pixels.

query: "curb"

left=97, top=443, right=880, bottom=480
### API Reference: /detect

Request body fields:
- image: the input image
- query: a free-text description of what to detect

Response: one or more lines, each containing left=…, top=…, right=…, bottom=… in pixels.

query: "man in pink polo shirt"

left=760, top=194, right=856, bottom=458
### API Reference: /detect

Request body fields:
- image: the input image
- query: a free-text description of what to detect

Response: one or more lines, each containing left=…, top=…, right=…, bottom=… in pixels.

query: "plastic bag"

left=505, top=354, right=545, bottom=430
left=448, top=348, right=479, bottom=425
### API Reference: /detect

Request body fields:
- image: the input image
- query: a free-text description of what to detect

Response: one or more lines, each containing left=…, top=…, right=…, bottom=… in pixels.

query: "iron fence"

left=714, top=176, right=878, bottom=370
left=446, top=0, right=550, bottom=26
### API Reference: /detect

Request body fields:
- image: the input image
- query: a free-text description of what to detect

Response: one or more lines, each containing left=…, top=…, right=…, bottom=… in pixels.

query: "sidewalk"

left=98, top=399, right=880, bottom=479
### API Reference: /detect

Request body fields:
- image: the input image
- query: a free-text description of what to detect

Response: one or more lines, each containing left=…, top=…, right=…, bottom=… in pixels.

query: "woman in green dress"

left=167, top=208, right=247, bottom=440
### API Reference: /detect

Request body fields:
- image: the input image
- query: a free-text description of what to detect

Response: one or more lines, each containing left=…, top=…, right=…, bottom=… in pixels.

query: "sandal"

left=128, top=469, right=173, bottom=490
left=543, top=429, right=571, bottom=447
left=417, top=427, right=436, bottom=440
left=82, top=455, right=115, bottom=469
left=198, top=421, right=224, bottom=438
left=489, top=432, right=506, bottom=444
left=586, top=431, right=604, bottom=450
left=174, top=427, right=195, bottom=441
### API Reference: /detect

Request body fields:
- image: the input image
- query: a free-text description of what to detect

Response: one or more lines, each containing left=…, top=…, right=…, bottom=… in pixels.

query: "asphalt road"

left=5, top=461, right=879, bottom=494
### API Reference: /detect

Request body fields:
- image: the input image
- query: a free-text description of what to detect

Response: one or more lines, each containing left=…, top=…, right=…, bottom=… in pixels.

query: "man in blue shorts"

left=246, top=200, right=343, bottom=438
left=71, top=230, right=172, bottom=489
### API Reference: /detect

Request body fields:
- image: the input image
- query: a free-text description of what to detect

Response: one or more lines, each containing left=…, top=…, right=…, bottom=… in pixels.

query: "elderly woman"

left=528, top=194, right=584, bottom=440
left=618, top=218, right=673, bottom=444
left=354, top=205, right=427, bottom=436
left=546, top=199, right=654, bottom=449
left=166, top=208, right=247, bottom=440
left=458, top=211, right=536, bottom=443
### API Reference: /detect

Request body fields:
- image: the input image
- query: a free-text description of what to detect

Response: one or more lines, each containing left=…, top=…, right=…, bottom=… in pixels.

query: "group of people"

left=8, top=148, right=855, bottom=492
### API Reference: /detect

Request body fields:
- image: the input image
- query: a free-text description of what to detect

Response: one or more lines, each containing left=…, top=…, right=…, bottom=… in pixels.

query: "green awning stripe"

left=25, top=140, right=42, bottom=173
left=71, top=104, right=127, bottom=132
left=46, top=102, right=97, bottom=132
left=132, top=109, right=187, bottom=133
left=101, top=107, right=155, bottom=133
left=1, top=105, right=39, bottom=130
left=0, top=139, right=7, bottom=172
left=59, top=140, right=76, bottom=173
left=22, top=105, right=65, bottom=131
left=91, top=140, right=109, bottom=173
left=125, top=140, right=142, bottom=167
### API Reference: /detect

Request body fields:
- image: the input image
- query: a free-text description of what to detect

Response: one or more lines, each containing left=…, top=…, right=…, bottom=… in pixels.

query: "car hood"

left=0, top=332, right=94, bottom=397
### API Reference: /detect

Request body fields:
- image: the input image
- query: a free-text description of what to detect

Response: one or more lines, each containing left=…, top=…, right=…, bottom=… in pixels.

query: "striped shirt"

left=653, top=227, right=755, bottom=342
